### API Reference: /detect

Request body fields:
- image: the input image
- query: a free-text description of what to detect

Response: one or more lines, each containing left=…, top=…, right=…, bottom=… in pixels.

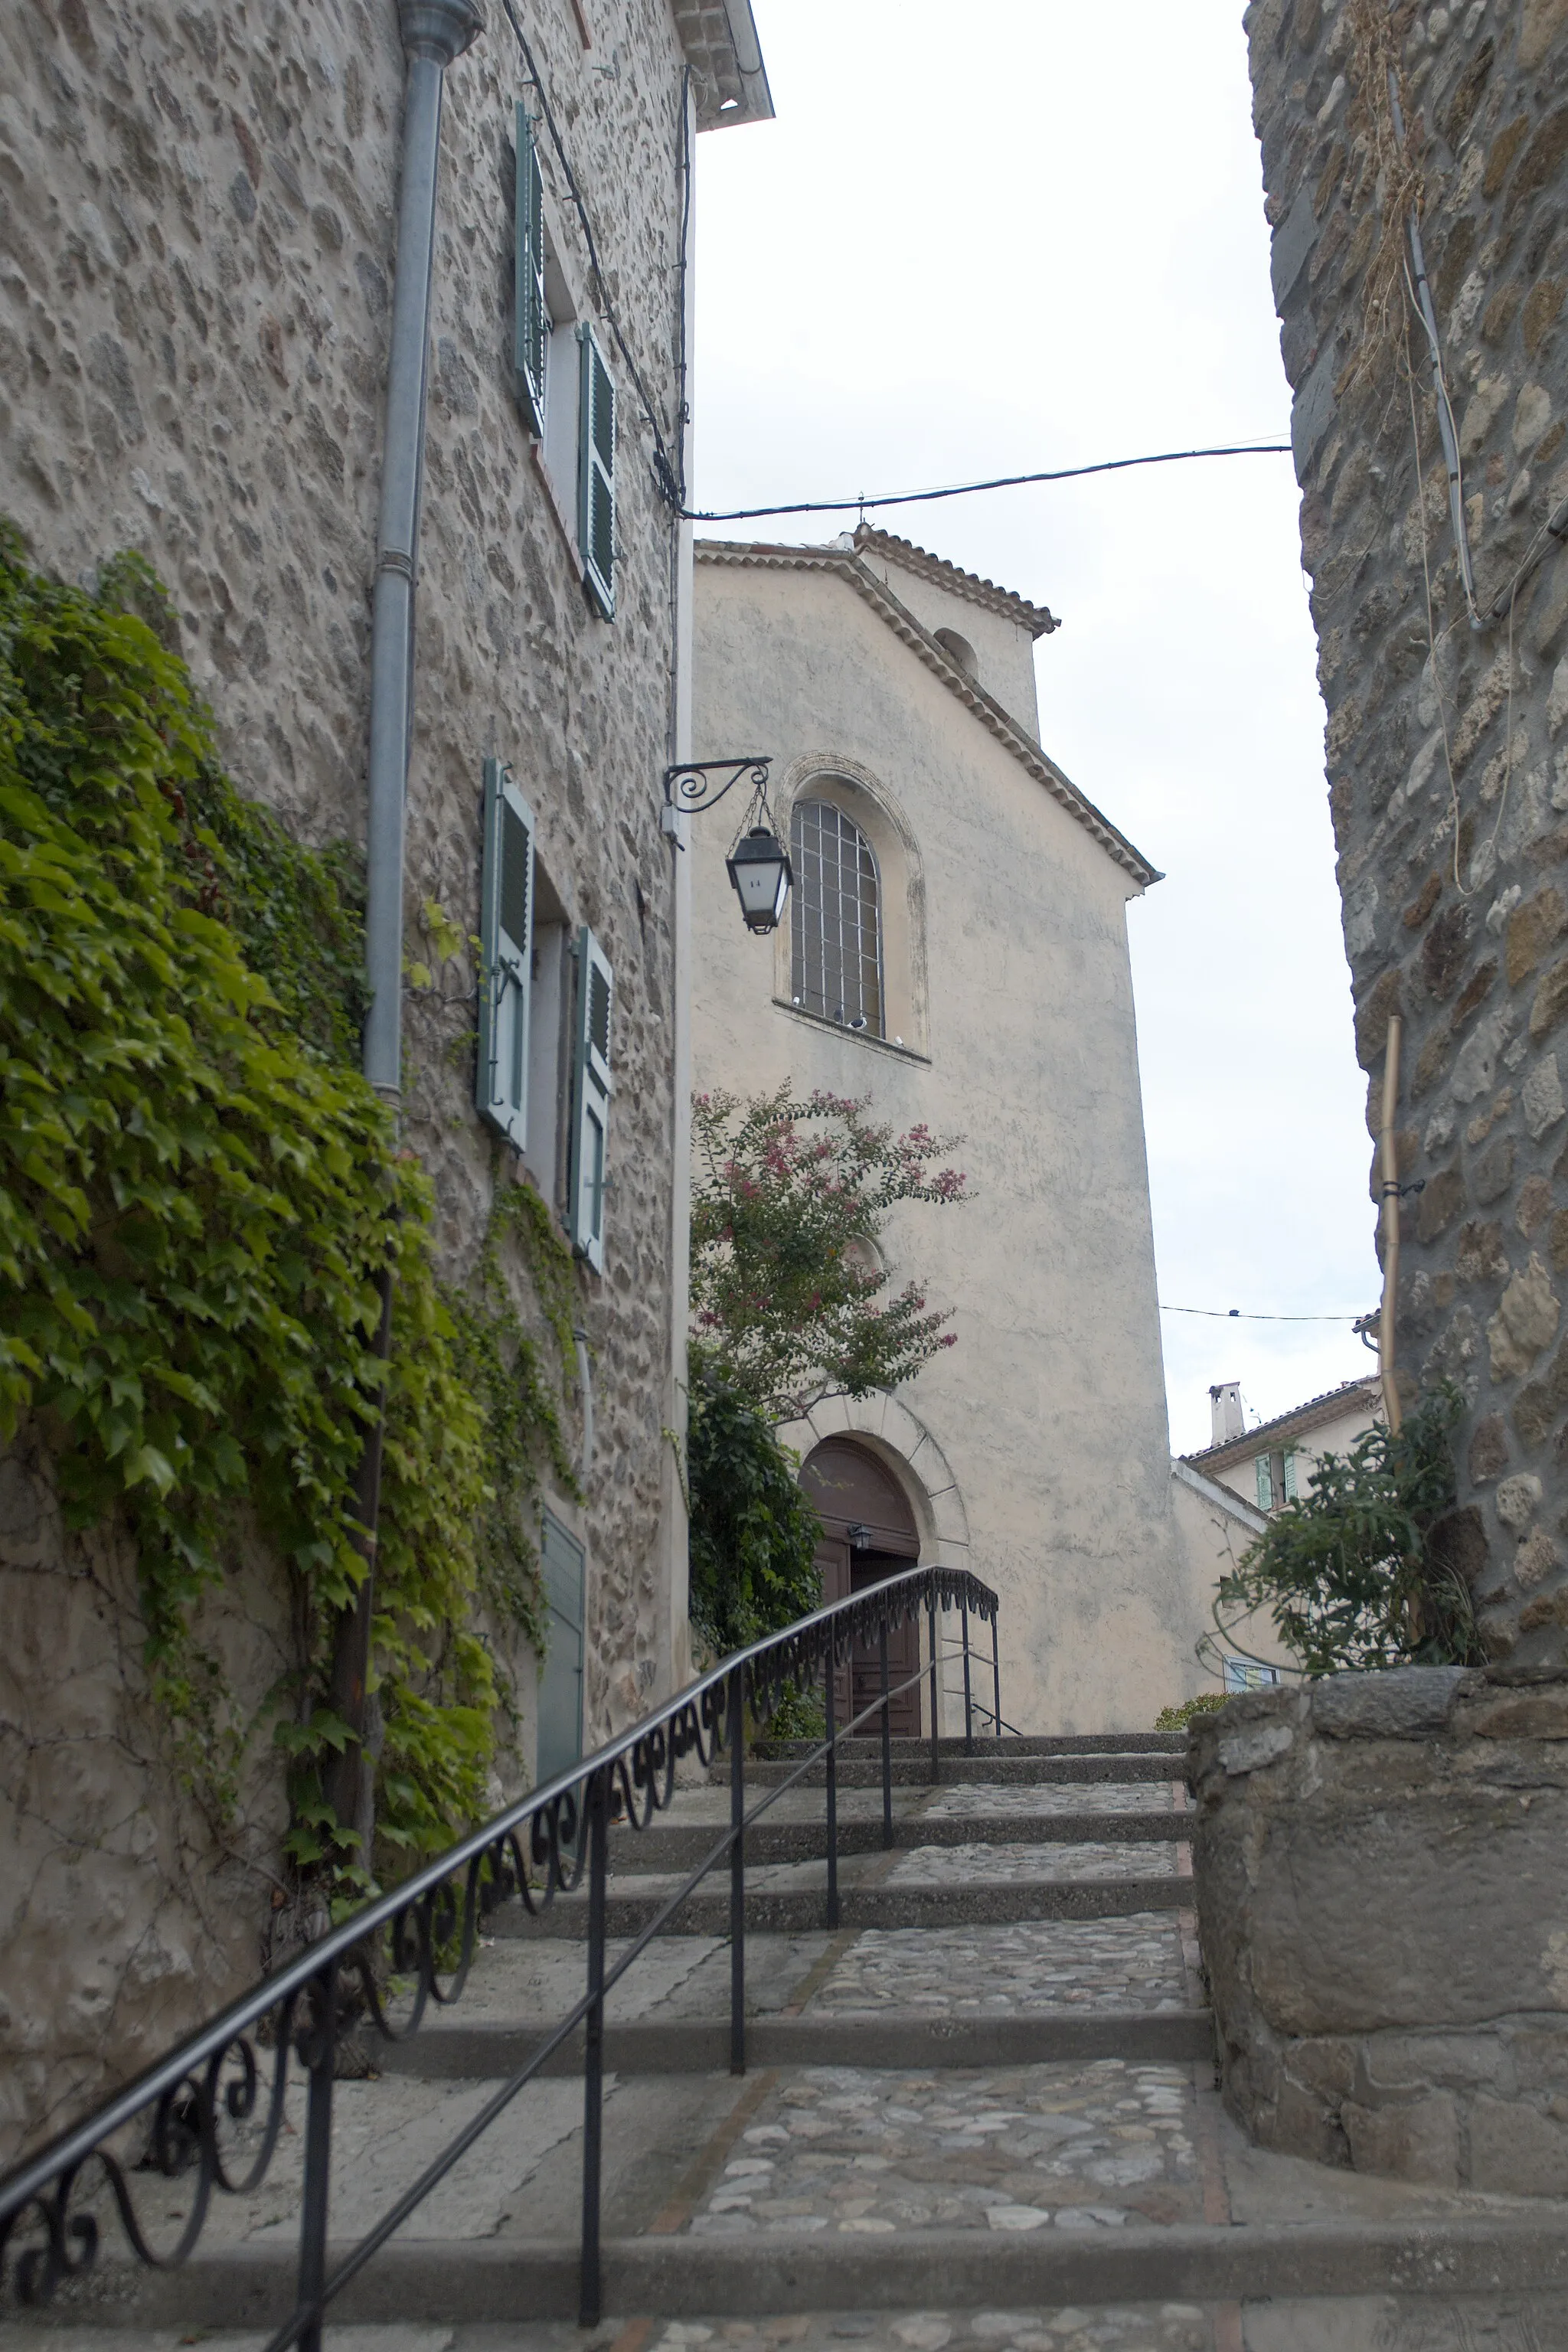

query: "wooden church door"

left=799, top=1439, right=922, bottom=1736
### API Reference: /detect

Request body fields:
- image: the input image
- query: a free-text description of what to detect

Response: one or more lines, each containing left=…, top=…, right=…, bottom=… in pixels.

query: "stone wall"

left=1191, top=1664, right=1568, bottom=2193
left=0, top=0, right=696, bottom=2155
left=1244, top=0, right=1568, bottom=1658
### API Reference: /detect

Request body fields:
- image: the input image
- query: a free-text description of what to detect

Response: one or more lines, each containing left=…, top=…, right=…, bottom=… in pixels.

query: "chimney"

left=1209, top=1380, right=1244, bottom=1445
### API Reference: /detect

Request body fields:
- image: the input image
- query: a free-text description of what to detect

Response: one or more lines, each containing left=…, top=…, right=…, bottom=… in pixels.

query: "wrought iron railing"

left=0, top=1563, right=1000, bottom=2342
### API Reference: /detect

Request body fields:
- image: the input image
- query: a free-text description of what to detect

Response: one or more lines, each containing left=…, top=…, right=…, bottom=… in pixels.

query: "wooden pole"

left=1377, top=1015, right=1404, bottom=1436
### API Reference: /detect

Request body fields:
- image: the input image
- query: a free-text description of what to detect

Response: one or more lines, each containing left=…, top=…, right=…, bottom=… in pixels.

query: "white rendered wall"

left=691, top=553, right=1205, bottom=1732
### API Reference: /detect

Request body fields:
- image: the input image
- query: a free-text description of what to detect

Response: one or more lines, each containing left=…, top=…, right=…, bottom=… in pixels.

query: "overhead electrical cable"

left=1158, top=1305, right=1370, bottom=1322
left=683, top=443, right=1292, bottom=524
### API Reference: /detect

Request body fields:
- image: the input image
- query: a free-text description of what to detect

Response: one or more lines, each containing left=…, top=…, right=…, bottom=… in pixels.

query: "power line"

left=1159, top=1305, right=1370, bottom=1322
left=683, top=442, right=1292, bottom=524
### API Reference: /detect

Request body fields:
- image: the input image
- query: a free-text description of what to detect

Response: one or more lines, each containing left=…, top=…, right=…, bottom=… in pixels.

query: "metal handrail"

left=0, top=1560, right=1000, bottom=2339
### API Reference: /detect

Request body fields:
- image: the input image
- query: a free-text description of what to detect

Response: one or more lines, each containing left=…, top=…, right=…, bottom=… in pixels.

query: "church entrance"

left=799, top=1438, right=923, bottom=1737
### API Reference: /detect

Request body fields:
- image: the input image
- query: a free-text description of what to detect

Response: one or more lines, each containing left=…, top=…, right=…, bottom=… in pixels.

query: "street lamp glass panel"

left=726, top=826, right=792, bottom=934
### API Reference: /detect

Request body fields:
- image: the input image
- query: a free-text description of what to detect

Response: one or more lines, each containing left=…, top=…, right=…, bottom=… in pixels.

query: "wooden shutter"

left=568, top=926, right=612, bottom=1270
left=476, top=758, right=534, bottom=1152
left=514, top=106, right=547, bottom=434
left=577, top=324, right=616, bottom=619
left=1254, top=1454, right=1274, bottom=1511
left=1282, top=1449, right=1298, bottom=1502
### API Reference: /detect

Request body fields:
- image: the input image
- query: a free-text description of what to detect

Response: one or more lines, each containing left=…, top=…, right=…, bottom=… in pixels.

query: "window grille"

left=789, top=798, right=884, bottom=1037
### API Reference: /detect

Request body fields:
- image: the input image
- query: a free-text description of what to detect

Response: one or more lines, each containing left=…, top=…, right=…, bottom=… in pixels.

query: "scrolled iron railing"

left=0, top=1561, right=1001, bottom=2344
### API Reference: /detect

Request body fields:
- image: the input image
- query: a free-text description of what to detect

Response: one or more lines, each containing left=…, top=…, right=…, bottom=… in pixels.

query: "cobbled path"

left=684, top=2061, right=1200, bottom=2239
left=656, top=2309, right=1212, bottom=2351
left=889, top=1842, right=1180, bottom=1884
left=923, top=1783, right=1180, bottom=1818
left=807, top=1916, right=1189, bottom=2013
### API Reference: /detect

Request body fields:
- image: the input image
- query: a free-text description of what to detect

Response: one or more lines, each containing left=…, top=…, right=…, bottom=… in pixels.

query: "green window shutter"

left=476, top=758, right=534, bottom=1152
left=1282, top=1449, right=1298, bottom=1502
left=568, top=926, right=612, bottom=1270
left=577, top=323, right=616, bottom=619
left=1254, top=1454, right=1274, bottom=1511
left=514, top=106, right=547, bottom=433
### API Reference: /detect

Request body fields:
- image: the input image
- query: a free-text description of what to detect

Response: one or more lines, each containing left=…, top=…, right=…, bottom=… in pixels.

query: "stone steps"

left=25, top=1730, right=1568, bottom=2345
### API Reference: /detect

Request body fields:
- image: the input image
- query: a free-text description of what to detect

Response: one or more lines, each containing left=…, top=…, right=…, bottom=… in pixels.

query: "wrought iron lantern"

left=725, top=825, right=792, bottom=933
left=662, top=756, right=792, bottom=936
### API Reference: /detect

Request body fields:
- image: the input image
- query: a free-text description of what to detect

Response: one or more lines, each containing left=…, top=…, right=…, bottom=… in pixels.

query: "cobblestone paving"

left=807, top=1918, right=1190, bottom=2013
left=889, top=1843, right=1179, bottom=1885
left=684, top=2061, right=1200, bottom=2237
left=653, top=2310, right=1212, bottom=2352
left=924, top=1784, right=1181, bottom=1818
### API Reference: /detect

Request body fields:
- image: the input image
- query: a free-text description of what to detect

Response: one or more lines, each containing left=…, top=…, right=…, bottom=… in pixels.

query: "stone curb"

left=607, top=1814, right=1191, bottom=1869
left=375, top=2007, right=1216, bottom=2078
left=57, top=2216, right=1568, bottom=2326
left=488, top=1877, right=1187, bottom=1939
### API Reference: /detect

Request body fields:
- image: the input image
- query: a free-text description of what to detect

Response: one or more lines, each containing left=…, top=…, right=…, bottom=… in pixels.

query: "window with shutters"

left=568, top=928, right=612, bottom=1272
left=789, top=799, right=884, bottom=1037
left=577, top=325, right=616, bottom=619
left=476, top=759, right=534, bottom=1152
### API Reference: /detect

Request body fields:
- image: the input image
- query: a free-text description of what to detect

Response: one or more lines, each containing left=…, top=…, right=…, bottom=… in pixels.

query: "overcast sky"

left=691, top=1, right=1380, bottom=1456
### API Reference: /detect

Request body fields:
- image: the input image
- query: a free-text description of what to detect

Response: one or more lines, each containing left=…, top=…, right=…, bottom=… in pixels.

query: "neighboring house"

left=1175, top=1374, right=1383, bottom=1686
left=688, top=526, right=1215, bottom=1733
left=1188, top=1376, right=1383, bottom=1517
left=0, top=0, right=769, bottom=2153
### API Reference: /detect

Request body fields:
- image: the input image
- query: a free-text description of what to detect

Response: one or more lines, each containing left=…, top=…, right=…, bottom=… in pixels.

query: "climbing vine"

left=0, top=529, right=576, bottom=1879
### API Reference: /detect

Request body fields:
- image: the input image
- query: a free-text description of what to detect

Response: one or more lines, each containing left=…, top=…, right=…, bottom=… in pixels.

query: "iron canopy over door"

left=799, top=1437, right=922, bottom=1736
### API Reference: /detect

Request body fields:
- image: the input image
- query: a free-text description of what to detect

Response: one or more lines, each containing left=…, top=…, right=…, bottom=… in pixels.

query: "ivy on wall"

left=0, top=529, right=576, bottom=1879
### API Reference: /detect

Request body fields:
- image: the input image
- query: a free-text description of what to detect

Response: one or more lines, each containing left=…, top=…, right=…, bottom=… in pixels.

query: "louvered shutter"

left=1282, top=1449, right=1298, bottom=1502
left=514, top=106, right=547, bottom=433
left=476, top=758, right=534, bottom=1152
left=577, top=324, right=616, bottom=619
left=568, top=926, right=612, bottom=1271
left=1254, top=1455, right=1274, bottom=1511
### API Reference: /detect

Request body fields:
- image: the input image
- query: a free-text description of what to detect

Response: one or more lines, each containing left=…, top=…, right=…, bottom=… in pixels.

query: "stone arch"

left=775, top=1389, right=969, bottom=1566
left=773, top=752, right=929, bottom=1054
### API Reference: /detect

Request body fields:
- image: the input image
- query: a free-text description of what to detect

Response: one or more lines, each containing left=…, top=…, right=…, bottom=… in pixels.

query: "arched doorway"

left=800, top=1438, right=922, bottom=1736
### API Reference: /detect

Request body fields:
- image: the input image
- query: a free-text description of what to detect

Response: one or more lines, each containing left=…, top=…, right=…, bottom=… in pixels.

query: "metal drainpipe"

left=325, top=0, right=483, bottom=1865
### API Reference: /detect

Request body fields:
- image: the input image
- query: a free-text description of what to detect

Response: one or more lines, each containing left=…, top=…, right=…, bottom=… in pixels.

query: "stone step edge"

left=377, top=2007, right=1214, bottom=2078
left=608, top=1816, right=1191, bottom=1868
left=489, top=1877, right=1187, bottom=1938
left=743, top=1759, right=1184, bottom=1788
left=64, top=2215, right=1568, bottom=2328
left=753, top=1735, right=1187, bottom=1759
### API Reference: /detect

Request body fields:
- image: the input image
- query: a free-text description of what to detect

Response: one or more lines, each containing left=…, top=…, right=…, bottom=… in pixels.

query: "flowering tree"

left=690, top=1085, right=969, bottom=1425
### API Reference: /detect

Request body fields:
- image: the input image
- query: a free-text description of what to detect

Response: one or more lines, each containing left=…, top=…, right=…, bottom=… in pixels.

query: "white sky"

left=691, top=0, right=1380, bottom=1456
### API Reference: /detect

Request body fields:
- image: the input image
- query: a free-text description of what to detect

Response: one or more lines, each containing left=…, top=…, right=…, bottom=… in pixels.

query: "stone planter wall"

left=1191, top=1664, right=1568, bottom=2194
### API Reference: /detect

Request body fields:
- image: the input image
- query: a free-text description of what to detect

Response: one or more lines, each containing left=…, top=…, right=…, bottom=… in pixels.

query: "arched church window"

left=789, top=798, right=884, bottom=1037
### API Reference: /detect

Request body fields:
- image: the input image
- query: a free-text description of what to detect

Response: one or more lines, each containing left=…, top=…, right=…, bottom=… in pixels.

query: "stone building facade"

left=1246, top=0, right=1568, bottom=1659
left=0, top=0, right=769, bottom=2157
left=688, top=530, right=1219, bottom=1732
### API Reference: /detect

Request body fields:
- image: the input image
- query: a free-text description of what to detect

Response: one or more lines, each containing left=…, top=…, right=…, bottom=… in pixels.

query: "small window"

left=1223, top=1658, right=1280, bottom=1693
left=933, top=626, right=978, bottom=678
left=790, top=798, right=884, bottom=1037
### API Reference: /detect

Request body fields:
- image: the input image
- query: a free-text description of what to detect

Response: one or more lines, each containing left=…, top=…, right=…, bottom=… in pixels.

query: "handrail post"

left=728, top=1668, right=746, bottom=2074
left=878, top=1620, right=894, bottom=1849
left=928, top=1595, right=939, bottom=1785
left=992, top=1611, right=1003, bottom=1742
left=296, top=1958, right=338, bottom=2352
left=579, top=1767, right=608, bottom=2328
left=824, top=1643, right=839, bottom=1929
left=961, top=1599, right=974, bottom=1755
